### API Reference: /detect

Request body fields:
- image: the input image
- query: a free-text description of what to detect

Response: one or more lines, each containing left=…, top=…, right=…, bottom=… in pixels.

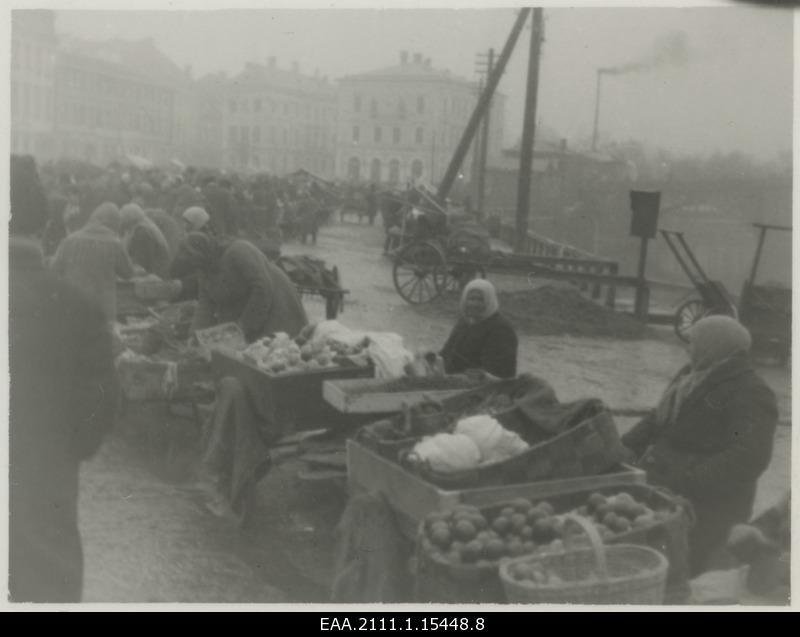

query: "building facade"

left=51, top=38, right=201, bottom=167
left=223, top=59, right=338, bottom=177
left=10, top=10, right=58, bottom=158
left=336, top=51, right=505, bottom=188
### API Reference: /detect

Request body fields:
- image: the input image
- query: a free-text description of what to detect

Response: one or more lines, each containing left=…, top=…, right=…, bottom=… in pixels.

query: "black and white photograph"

left=5, top=0, right=795, bottom=609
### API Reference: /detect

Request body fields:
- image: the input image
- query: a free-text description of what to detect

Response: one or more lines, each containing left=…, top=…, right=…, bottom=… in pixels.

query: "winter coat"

left=50, top=222, right=135, bottom=321
left=192, top=239, right=308, bottom=342
left=9, top=238, right=118, bottom=602
left=145, top=208, right=186, bottom=262
left=125, top=222, right=172, bottom=278
left=622, top=353, right=778, bottom=574
left=441, top=312, right=518, bottom=379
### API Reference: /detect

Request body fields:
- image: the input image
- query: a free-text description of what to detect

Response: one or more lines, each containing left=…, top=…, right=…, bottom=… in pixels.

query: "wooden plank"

left=323, top=378, right=471, bottom=414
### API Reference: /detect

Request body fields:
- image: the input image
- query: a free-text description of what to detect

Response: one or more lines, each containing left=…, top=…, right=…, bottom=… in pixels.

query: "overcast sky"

left=49, top=4, right=793, bottom=161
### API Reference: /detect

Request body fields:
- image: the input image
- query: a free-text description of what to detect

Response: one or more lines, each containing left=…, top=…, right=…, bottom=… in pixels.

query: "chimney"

left=560, top=138, right=568, bottom=152
left=292, top=61, right=299, bottom=73
left=413, top=52, right=423, bottom=64
left=268, top=56, right=276, bottom=69
left=400, top=51, right=409, bottom=65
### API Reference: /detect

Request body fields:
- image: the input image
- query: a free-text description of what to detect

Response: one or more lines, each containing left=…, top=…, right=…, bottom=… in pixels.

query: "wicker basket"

left=499, top=514, right=668, bottom=605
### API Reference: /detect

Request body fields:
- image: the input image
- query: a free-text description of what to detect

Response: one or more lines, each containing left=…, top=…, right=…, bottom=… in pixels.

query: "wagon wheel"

left=674, top=298, right=706, bottom=342
left=392, top=241, right=446, bottom=304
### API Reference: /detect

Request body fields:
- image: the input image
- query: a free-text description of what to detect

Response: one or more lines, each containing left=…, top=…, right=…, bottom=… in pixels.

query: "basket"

left=499, top=514, right=669, bottom=605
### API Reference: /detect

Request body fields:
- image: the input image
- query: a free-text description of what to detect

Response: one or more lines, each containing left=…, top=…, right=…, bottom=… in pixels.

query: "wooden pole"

left=514, top=8, right=544, bottom=253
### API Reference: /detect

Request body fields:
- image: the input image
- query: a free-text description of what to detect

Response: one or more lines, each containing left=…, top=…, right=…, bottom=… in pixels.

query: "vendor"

left=120, top=203, right=172, bottom=278
left=440, top=279, right=518, bottom=379
left=172, top=232, right=307, bottom=343
left=50, top=202, right=135, bottom=323
left=621, top=316, right=778, bottom=577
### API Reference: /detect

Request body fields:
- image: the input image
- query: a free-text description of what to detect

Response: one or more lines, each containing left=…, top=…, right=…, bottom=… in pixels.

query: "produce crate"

left=195, top=323, right=246, bottom=360
left=346, top=439, right=645, bottom=541
left=323, top=376, right=483, bottom=414
left=211, top=350, right=374, bottom=433
left=411, top=484, right=688, bottom=604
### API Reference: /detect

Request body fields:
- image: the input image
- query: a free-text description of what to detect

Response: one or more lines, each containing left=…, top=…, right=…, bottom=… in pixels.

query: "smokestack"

left=268, top=56, right=276, bottom=69
left=400, top=51, right=409, bottom=65
left=560, top=138, right=567, bottom=152
left=413, top=52, right=423, bottom=64
left=292, top=61, right=299, bottom=73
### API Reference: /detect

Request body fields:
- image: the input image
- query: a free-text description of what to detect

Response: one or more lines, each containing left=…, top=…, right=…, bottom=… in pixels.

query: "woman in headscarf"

left=440, top=279, right=518, bottom=379
left=171, top=232, right=307, bottom=343
left=622, top=316, right=778, bottom=576
left=50, top=202, right=135, bottom=322
left=145, top=207, right=185, bottom=263
left=182, top=205, right=213, bottom=234
left=120, top=202, right=171, bottom=278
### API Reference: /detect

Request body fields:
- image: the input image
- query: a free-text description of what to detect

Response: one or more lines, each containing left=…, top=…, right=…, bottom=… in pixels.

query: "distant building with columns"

left=336, top=51, right=505, bottom=188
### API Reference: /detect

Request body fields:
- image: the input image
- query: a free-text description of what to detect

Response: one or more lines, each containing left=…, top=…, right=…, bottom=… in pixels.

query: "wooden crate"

left=323, top=377, right=479, bottom=414
left=211, top=350, right=373, bottom=432
left=346, top=439, right=646, bottom=540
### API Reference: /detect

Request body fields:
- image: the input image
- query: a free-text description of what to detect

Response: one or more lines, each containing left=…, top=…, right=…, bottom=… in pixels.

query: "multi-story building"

left=10, top=10, right=58, bottom=158
left=223, top=58, right=338, bottom=177
left=51, top=37, right=196, bottom=166
left=336, top=51, right=505, bottom=187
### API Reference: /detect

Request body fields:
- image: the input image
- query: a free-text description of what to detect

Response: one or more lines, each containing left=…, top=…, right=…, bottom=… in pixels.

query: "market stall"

left=332, top=375, right=695, bottom=605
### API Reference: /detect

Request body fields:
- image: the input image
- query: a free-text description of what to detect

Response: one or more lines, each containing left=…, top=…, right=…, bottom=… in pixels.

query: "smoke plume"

left=600, top=31, right=690, bottom=75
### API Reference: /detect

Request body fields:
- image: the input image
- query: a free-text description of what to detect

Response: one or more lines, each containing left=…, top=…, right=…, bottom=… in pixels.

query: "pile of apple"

left=570, top=491, right=664, bottom=540
left=421, top=499, right=567, bottom=567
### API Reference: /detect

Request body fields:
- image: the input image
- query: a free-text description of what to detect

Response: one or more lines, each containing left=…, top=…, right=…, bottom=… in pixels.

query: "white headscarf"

left=460, top=279, right=500, bottom=324
left=182, top=206, right=211, bottom=232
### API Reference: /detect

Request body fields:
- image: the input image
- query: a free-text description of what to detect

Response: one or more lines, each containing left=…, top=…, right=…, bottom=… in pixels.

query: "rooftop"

left=342, top=51, right=474, bottom=87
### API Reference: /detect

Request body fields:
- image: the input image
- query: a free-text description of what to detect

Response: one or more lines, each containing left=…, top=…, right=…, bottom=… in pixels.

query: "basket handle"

left=562, top=513, right=609, bottom=582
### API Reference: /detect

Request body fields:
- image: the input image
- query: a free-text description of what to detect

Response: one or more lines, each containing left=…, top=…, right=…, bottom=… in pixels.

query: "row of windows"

left=229, top=97, right=335, bottom=121
left=11, top=82, right=54, bottom=123
left=352, top=125, right=425, bottom=145
left=231, top=151, right=335, bottom=176
left=57, top=101, right=170, bottom=136
left=61, top=67, right=172, bottom=106
left=11, top=38, right=54, bottom=79
left=354, top=94, right=425, bottom=117
left=346, top=156, right=424, bottom=182
left=228, top=125, right=335, bottom=149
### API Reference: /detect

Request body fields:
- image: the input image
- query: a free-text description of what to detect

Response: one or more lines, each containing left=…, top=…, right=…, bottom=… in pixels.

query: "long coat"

left=50, top=222, right=134, bottom=321
left=622, top=354, right=778, bottom=575
left=192, top=240, right=308, bottom=342
left=9, top=239, right=118, bottom=602
left=441, top=312, right=518, bottom=379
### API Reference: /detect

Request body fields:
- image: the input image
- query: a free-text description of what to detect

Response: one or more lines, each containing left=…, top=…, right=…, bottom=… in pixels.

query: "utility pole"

left=437, top=8, right=531, bottom=202
left=476, top=48, right=495, bottom=215
left=514, top=8, right=544, bottom=253
left=470, top=75, right=484, bottom=199
left=591, top=69, right=603, bottom=152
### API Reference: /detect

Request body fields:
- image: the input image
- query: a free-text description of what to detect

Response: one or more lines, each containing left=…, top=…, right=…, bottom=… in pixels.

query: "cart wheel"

left=392, top=241, right=446, bottom=305
left=674, top=299, right=706, bottom=342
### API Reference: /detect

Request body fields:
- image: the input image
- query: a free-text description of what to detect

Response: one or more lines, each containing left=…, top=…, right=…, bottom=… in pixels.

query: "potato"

left=454, top=519, right=478, bottom=542
left=507, top=538, right=526, bottom=557
left=510, top=513, right=527, bottom=533
left=485, top=538, right=506, bottom=560
left=460, top=540, right=482, bottom=564
left=492, top=515, right=512, bottom=536
left=510, top=497, right=533, bottom=513
left=430, top=526, right=452, bottom=549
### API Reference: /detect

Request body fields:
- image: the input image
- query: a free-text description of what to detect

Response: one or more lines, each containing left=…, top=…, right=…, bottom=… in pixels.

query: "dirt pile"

left=498, top=285, right=646, bottom=339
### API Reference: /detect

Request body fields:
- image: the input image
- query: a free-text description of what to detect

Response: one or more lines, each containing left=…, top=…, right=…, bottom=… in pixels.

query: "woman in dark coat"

left=9, top=155, right=118, bottom=602
left=441, top=279, right=518, bottom=379
left=172, top=233, right=307, bottom=343
left=622, top=316, right=778, bottom=576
